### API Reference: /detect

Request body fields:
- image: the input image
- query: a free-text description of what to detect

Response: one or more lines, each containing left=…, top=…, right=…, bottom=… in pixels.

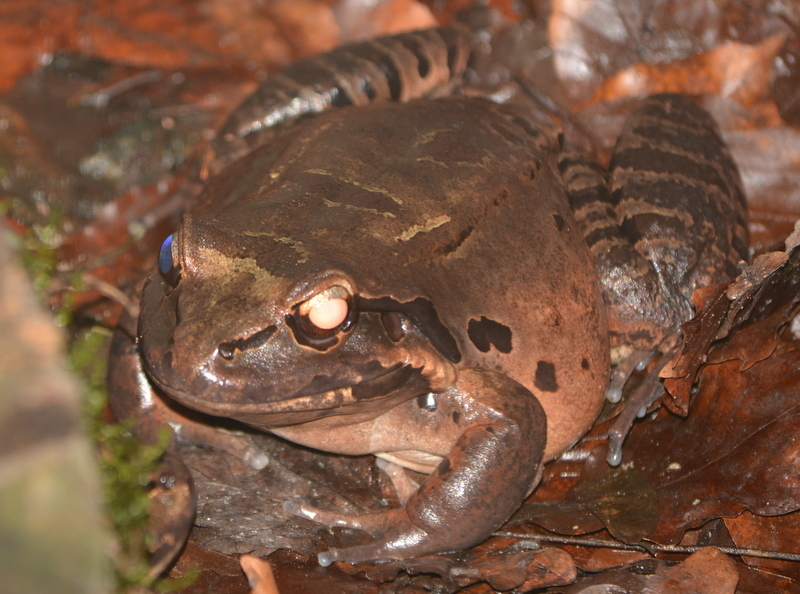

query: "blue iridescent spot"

left=158, top=234, right=174, bottom=275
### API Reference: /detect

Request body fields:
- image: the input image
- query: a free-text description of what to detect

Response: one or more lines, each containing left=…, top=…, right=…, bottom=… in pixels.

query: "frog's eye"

left=158, top=234, right=181, bottom=287
left=292, top=285, right=355, bottom=341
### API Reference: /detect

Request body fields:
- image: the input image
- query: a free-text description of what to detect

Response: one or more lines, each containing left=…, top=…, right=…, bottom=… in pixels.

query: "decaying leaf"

left=581, top=35, right=786, bottom=109
left=549, top=0, right=727, bottom=102
left=240, top=555, right=279, bottom=594
left=559, top=547, right=738, bottom=593
left=662, top=222, right=800, bottom=408
left=344, top=545, right=577, bottom=591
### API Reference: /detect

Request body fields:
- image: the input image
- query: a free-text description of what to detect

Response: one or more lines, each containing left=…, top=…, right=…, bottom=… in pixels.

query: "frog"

left=107, top=27, right=749, bottom=570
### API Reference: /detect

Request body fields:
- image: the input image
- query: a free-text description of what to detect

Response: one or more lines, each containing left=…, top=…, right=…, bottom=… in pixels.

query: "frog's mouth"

left=152, top=362, right=431, bottom=427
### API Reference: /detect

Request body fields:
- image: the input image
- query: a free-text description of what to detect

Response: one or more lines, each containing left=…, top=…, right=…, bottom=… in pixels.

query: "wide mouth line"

left=151, top=363, right=415, bottom=416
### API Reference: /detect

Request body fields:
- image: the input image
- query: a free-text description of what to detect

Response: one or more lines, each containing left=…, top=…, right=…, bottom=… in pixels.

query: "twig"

left=80, top=273, right=140, bottom=319
left=494, top=531, right=800, bottom=562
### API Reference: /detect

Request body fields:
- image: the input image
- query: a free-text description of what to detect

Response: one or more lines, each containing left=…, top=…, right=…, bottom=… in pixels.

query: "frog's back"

left=196, top=96, right=609, bottom=458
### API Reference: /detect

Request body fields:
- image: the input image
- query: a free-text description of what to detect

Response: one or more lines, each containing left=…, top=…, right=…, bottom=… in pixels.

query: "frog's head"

left=138, top=214, right=457, bottom=427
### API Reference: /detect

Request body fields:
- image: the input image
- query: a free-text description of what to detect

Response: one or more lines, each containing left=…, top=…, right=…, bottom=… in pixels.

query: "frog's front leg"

left=283, top=368, right=547, bottom=566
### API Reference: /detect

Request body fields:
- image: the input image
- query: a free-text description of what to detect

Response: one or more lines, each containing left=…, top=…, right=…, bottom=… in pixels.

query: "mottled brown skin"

left=107, top=28, right=748, bottom=569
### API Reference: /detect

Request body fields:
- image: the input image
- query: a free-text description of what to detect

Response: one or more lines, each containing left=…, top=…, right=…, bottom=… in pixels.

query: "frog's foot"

left=284, top=502, right=432, bottom=567
left=606, top=355, right=669, bottom=466
left=606, top=349, right=655, bottom=404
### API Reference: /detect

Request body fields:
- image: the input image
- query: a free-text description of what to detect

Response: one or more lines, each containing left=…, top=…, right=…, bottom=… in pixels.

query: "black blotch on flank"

left=452, top=411, right=460, bottom=424
left=581, top=358, right=590, bottom=370
left=535, top=360, right=558, bottom=392
left=467, top=316, right=513, bottom=354
left=554, top=213, right=566, bottom=231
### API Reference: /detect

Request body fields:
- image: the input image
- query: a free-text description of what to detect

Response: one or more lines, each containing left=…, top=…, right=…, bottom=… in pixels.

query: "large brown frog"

left=108, top=28, right=749, bottom=568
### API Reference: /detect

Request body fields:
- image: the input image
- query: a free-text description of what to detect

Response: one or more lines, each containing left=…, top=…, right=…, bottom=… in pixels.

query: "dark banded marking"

left=210, top=28, right=473, bottom=173
left=563, top=95, right=749, bottom=350
left=338, top=42, right=404, bottom=101
left=610, top=146, right=735, bottom=205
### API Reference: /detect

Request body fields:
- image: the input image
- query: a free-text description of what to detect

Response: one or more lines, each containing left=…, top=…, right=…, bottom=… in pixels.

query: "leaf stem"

left=494, top=531, right=800, bottom=562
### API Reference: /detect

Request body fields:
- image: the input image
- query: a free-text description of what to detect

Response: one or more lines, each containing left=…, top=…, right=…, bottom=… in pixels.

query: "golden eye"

left=307, top=296, right=349, bottom=330
left=294, top=285, right=354, bottom=339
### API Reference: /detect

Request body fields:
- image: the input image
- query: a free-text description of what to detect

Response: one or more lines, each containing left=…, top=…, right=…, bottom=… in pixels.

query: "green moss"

left=72, top=327, right=170, bottom=589
left=9, top=200, right=195, bottom=589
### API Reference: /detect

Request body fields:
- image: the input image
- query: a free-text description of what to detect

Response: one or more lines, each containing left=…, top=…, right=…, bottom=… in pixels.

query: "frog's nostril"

left=218, top=325, right=278, bottom=360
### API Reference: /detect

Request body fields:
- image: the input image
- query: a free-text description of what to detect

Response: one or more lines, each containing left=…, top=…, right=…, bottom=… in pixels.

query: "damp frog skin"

left=108, top=28, right=749, bottom=568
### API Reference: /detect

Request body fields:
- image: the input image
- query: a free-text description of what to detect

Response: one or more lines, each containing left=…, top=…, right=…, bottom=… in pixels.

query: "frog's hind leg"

left=563, top=94, right=749, bottom=464
left=209, top=27, right=474, bottom=174
left=607, top=94, right=749, bottom=316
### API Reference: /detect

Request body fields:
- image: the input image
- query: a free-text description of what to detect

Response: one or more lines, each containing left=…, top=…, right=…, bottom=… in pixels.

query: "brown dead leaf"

left=515, top=272, right=800, bottom=577
left=725, top=511, right=800, bottom=583
left=334, top=0, right=437, bottom=42
left=726, top=125, right=800, bottom=217
left=549, top=0, right=726, bottom=103
left=240, top=555, right=279, bottom=594
left=347, top=545, right=576, bottom=591
left=773, top=34, right=800, bottom=126
left=662, top=235, right=800, bottom=409
left=536, top=333, right=800, bottom=550
left=168, top=541, right=251, bottom=592
left=560, top=547, right=738, bottom=593
left=582, top=35, right=786, bottom=109
left=0, top=0, right=338, bottom=95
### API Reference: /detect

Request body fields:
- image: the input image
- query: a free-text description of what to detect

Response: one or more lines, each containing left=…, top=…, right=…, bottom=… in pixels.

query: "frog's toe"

left=244, top=450, right=270, bottom=470
left=606, top=355, right=669, bottom=466
left=316, top=542, right=411, bottom=567
left=284, top=500, right=356, bottom=528
left=284, top=500, right=402, bottom=536
left=607, top=349, right=654, bottom=403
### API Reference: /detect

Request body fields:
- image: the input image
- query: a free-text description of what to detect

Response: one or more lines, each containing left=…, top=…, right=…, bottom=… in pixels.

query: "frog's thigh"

left=291, top=369, right=547, bottom=565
